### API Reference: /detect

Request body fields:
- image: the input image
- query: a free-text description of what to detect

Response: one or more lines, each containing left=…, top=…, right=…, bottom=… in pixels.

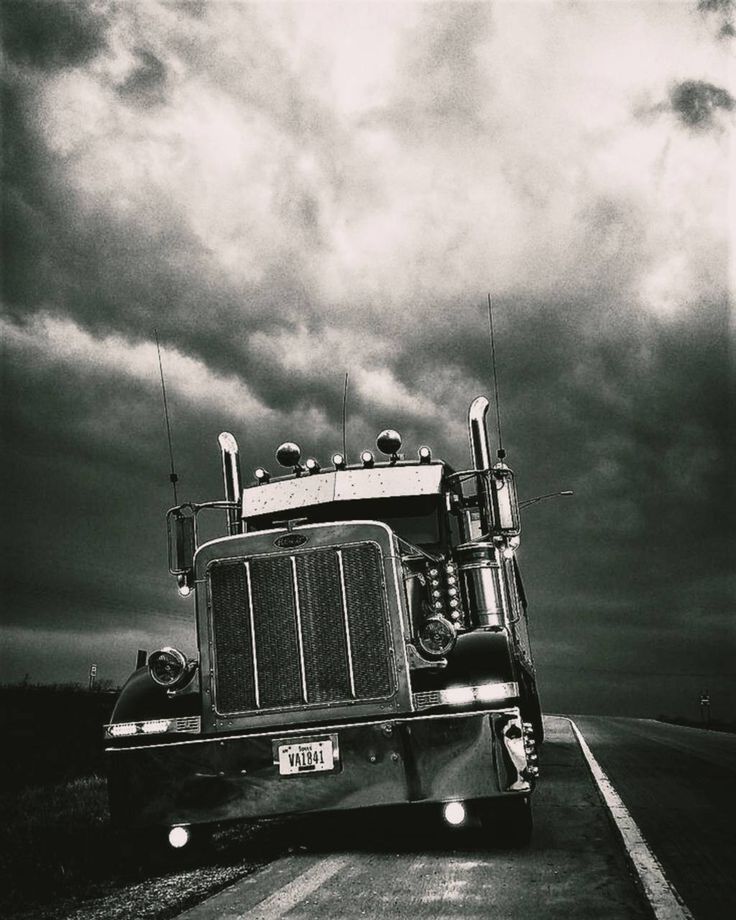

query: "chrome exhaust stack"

left=468, top=397, right=493, bottom=534
left=218, top=432, right=243, bottom=535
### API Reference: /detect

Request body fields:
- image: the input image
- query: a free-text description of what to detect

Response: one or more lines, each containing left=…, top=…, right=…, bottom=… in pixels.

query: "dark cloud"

left=1, top=2, right=732, bottom=716
left=117, top=49, right=168, bottom=106
left=669, top=79, right=734, bottom=129
left=697, top=0, right=735, bottom=38
left=0, top=0, right=107, bottom=70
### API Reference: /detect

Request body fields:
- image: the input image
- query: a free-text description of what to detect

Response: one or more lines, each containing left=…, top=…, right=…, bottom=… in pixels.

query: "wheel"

left=478, top=795, right=533, bottom=848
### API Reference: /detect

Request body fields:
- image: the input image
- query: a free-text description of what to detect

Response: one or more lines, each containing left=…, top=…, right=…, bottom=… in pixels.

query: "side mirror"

left=490, top=466, right=521, bottom=535
left=168, top=508, right=196, bottom=576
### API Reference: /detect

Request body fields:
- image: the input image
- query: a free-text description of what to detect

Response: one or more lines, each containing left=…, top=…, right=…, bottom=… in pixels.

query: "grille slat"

left=210, top=542, right=394, bottom=715
left=296, top=550, right=352, bottom=703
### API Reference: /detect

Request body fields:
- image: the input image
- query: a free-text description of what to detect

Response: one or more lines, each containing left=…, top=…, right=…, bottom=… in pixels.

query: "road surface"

left=174, top=715, right=651, bottom=920
left=573, top=715, right=736, bottom=920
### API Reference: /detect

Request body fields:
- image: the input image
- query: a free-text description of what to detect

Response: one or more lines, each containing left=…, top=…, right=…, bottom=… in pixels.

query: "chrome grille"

left=209, top=542, right=394, bottom=715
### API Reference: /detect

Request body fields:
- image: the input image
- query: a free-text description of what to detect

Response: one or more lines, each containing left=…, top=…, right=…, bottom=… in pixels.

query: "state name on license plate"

left=274, top=734, right=339, bottom=776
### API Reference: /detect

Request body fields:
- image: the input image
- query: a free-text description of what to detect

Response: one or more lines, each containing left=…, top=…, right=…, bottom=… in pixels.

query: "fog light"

left=168, top=826, right=191, bottom=849
left=443, top=802, right=466, bottom=826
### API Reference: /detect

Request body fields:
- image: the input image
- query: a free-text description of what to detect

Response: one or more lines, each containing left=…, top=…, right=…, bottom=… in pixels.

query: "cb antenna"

left=154, top=328, right=179, bottom=505
left=487, top=293, right=505, bottom=460
left=342, top=371, right=349, bottom=459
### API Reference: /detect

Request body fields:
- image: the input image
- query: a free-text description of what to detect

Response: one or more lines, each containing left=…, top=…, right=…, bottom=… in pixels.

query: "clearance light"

left=476, top=681, right=517, bottom=703
left=332, top=452, right=347, bottom=470
left=443, top=802, right=466, bottom=826
left=177, top=575, right=191, bottom=598
left=376, top=429, right=402, bottom=460
left=254, top=467, right=271, bottom=484
left=412, top=682, right=519, bottom=712
left=109, top=723, right=138, bottom=737
left=276, top=442, right=301, bottom=468
left=168, top=826, right=191, bottom=849
left=418, top=446, right=432, bottom=463
left=361, top=450, right=375, bottom=468
left=141, top=719, right=170, bottom=734
left=443, top=686, right=475, bottom=706
left=306, top=458, right=321, bottom=474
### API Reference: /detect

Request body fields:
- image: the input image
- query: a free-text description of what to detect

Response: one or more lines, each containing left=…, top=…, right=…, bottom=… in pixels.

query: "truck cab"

left=105, top=396, right=542, bottom=847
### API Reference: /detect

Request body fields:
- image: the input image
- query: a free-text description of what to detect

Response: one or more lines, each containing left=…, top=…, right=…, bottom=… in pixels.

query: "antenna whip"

left=487, top=293, right=505, bottom=459
left=155, top=329, right=179, bottom=505
left=342, top=371, right=349, bottom=460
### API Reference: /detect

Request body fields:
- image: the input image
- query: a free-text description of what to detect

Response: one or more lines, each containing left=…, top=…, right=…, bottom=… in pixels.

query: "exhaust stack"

left=468, top=397, right=493, bottom=535
left=218, top=432, right=242, bottom=535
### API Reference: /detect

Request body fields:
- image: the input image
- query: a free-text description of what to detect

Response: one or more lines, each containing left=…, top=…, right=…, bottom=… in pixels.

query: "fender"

left=411, top=629, right=515, bottom=692
left=110, top=667, right=200, bottom=724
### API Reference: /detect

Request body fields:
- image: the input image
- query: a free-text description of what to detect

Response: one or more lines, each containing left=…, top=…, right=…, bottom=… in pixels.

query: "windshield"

left=245, top=494, right=444, bottom=549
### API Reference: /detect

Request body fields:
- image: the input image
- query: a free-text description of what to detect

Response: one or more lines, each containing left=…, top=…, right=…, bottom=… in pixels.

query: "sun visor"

left=241, top=465, right=443, bottom=519
left=333, top=465, right=443, bottom=501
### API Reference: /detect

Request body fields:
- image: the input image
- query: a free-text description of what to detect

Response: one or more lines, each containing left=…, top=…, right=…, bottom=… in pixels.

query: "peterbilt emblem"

left=274, top=533, right=308, bottom=548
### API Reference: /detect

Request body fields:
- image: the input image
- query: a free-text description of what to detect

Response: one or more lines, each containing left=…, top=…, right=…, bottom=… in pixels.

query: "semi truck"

left=104, top=395, right=542, bottom=848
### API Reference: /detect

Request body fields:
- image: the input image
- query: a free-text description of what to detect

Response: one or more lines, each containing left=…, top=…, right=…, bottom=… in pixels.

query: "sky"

left=1, top=0, right=733, bottom=719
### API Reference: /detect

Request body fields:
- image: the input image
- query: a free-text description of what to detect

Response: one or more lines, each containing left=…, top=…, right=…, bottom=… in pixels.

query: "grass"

left=0, top=774, right=113, bottom=913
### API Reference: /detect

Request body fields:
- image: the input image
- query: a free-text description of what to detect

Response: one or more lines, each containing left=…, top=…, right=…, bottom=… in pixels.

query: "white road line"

left=246, top=855, right=350, bottom=920
left=568, top=718, right=695, bottom=920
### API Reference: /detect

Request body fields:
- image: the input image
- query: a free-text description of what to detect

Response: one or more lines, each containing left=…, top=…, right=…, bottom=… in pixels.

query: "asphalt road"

left=573, top=715, right=736, bottom=920
left=174, top=715, right=651, bottom=920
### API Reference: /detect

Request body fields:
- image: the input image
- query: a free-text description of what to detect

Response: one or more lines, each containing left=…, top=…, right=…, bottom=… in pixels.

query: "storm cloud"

left=1, top=1, right=733, bottom=718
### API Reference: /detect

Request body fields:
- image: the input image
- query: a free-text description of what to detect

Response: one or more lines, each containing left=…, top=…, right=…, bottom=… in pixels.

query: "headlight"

left=417, top=615, right=456, bottom=657
left=148, top=647, right=190, bottom=688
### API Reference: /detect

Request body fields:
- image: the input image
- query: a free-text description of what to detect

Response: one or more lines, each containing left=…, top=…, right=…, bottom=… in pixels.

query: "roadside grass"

left=0, top=774, right=115, bottom=914
left=0, top=771, right=294, bottom=920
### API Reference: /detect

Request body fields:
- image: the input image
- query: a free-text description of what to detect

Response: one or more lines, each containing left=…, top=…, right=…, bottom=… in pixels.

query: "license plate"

left=275, top=736, right=337, bottom=776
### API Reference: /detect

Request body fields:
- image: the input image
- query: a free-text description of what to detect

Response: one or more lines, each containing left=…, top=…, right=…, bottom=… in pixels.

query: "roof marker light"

left=332, top=453, right=346, bottom=470
left=376, top=429, right=402, bottom=460
left=306, top=458, right=321, bottom=474
left=276, top=442, right=301, bottom=468
left=361, top=450, right=375, bottom=468
left=418, top=446, right=432, bottom=463
left=254, top=468, right=271, bottom=484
